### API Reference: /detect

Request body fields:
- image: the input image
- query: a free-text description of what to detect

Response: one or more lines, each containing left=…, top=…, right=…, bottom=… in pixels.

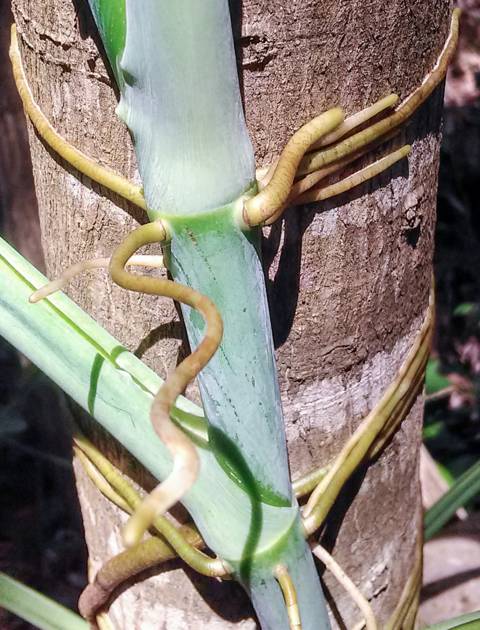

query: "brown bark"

left=12, top=0, right=451, bottom=627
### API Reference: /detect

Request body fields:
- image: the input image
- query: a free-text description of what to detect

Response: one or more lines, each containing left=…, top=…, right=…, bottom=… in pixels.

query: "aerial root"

left=310, top=93, right=399, bottom=150
left=73, top=432, right=227, bottom=576
left=242, top=108, right=345, bottom=226
left=310, top=543, right=377, bottom=630
left=298, top=9, right=460, bottom=177
left=78, top=537, right=180, bottom=621
left=29, top=254, right=164, bottom=303
left=73, top=445, right=131, bottom=514
left=264, top=143, right=409, bottom=226
left=9, top=25, right=146, bottom=211
left=292, top=145, right=411, bottom=207
left=274, top=564, right=302, bottom=630
left=246, top=8, right=460, bottom=228
left=108, top=221, right=223, bottom=548
left=301, top=290, right=434, bottom=536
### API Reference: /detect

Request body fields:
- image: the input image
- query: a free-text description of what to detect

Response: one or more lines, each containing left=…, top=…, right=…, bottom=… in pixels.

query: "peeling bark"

left=13, top=0, right=450, bottom=627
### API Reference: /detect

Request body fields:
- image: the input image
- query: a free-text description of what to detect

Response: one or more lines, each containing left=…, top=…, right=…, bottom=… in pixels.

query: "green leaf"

left=425, top=358, right=451, bottom=395
left=453, top=302, right=476, bottom=317
left=0, top=236, right=297, bottom=561
left=0, top=235, right=331, bottom=630
left=0, top=572, right=88, bottom=630
left=423, top=420, right=445, bottom=440
left=422, top=610, right=480, bottom=629
left=424, top=459, right=480, bottom=540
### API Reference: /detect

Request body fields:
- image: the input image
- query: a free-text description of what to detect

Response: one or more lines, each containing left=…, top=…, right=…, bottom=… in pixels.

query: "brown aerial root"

left=78, top=536, right=196, bottom=622
left=108, top=220, right=223, bottom=547
left=74, top=433, right=227, bottom=621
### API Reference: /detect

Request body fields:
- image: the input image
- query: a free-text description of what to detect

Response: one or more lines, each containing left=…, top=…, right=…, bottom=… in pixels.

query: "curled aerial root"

left=298, top=8, right=460, bottom=177
left=292, top=145, right=411, bottom=207
left=108, top=221, right=223, bottom=547
left=9, top=24, right=146, bottom=211
left=274, top=564, right=302, bottom=630
left=310, top=94, right=399, bottom=150
left=73, top=432, right=227, bottom=578
left=242, top=108, right=344, bottom=226
left=302, top=290, right=434, bottom=536
left=310, top=543, right=377, bottom=630
left=29, top=255, right=164, bottom=303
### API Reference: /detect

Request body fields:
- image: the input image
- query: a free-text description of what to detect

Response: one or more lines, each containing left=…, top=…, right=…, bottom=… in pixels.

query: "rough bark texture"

left=12, top=0, right=451, bottom=627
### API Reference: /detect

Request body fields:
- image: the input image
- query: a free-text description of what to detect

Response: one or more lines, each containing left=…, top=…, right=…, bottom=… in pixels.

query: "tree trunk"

left=12, top=0, right=450, bottom=627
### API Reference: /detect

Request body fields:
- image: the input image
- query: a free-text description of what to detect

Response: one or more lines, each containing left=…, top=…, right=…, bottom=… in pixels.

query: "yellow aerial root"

left=242, top=108, right=345, bottom=226
left=302, top=290, right=434, bottom=536
left=275, top=564, right=302, bottom=630
left=310, top=94, right=399, bottom=150
left=9, top=24, right=146, bottom=211
left=108, top=221, right=223, bottom=547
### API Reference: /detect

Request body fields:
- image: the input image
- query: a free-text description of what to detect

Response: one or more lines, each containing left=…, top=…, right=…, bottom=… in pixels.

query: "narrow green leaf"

left=0, top=236, right=297, bottom=561
left=424, top=459, right=480, bottom=540
left=422, top=610, right=480, bottom=630
left=0, top=572, right=88, bottom=630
